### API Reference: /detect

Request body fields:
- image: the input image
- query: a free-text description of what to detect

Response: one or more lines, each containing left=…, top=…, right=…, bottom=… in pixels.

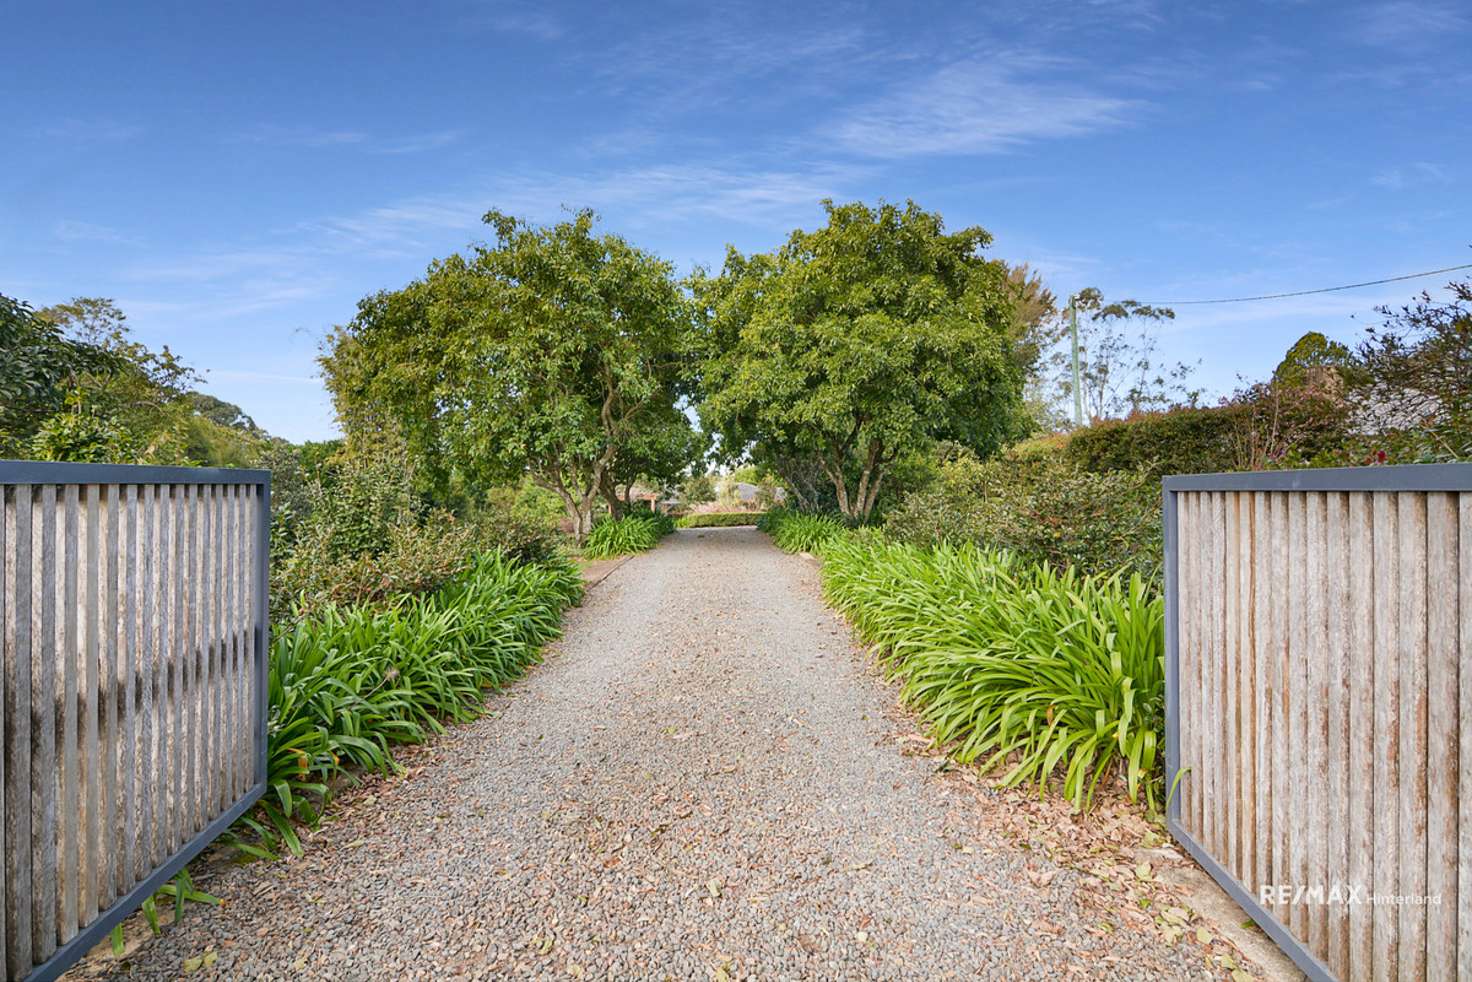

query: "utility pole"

left=1069, top=295, right=1084, bottom=427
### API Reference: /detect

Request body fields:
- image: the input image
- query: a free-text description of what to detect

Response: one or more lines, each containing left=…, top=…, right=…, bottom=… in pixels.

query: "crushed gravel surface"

left=73, top=528, right=1231, bottom=980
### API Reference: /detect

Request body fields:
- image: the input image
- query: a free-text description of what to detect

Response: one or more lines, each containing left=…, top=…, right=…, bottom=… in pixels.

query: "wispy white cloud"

left=377, top=129, right=466, bottom=154
left=54, top=219, right=137, bottom=245
left=229, top=124, right=464, bottom=154
left=465, top=2, right=563, bottom=40
left=122, top=247, right=316, bottom=283
left=1352, top=0, right=1468, bottom=48
left=41, top=118, right=143, bottom=142
left=826, top=54, right=1139, bottom=158
left=1372, top=161, right=1452, bottom=190
left=303, top=161, right=871, bottom=249
left=229, top=125, right=369, bottom=148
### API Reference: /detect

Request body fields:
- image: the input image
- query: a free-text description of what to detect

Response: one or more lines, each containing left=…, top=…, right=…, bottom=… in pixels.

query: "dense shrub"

left=763, top=510, right=846, bottom=554
left=1064, top=405, right=1243, bottom=478
left=1064, top=388, right=1356, bottom=479
left=821, top=534, right=1164, bottom=812
left=247, top=551, right=582, bottom=855
left=755, top=506, right=789, bottom=533
left=582, top=512, right=672, bottom=558
left=884, top=452, right=1162, bottom=583
left=676, top=512, right=762, bottom=528
left=268, top=442, right=564, bottom=615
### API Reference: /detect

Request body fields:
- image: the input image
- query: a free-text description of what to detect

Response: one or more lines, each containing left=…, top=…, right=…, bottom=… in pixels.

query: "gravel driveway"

left=75, top=528, right=1223, bottom=980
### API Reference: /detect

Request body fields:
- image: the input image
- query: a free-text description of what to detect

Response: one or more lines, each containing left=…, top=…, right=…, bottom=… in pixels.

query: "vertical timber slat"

left=1269, top=491, right=1290, bottom=924
left=4, top=485, right=31, bottom=977
left=1323, top=491, right=1350, bottom=978
left=1303, top=490, right=1327, bottom=957
left=32, top=484, right=57, bottom=962
left=59, top=484, right=79, bottom=946
left=1398, top=493, right=1429, bottom=982
left=1458, top=492, right=1472, bottom=977
left=1348, top=492, right=1376, bottom=980
left=1425, top=492, right=1458, bottom=981
left=1223, top=491, right=1241, bottom=879
left=1372, top=492, right=1401, bottom=977
left=1251, top=491, right=1272, bottom=911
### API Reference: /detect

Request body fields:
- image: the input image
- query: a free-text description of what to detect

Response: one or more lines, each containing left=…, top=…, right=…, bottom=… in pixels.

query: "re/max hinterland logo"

left=1258, top=884, right=1442, bottom=907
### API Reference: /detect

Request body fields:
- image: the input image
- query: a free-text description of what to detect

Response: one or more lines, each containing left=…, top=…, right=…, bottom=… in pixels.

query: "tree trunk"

left=599, top=471, right=623, bottom=519
left=556, top=492, right=594, bottom=543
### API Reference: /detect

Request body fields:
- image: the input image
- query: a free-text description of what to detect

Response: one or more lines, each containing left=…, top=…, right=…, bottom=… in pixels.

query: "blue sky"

left=2, top=0, right=1468, bottom=442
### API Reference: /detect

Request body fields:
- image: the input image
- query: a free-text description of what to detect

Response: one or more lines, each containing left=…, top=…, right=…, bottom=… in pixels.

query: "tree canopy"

left=321, top=209, right=697, bottom=537
left=693, top=199, right=1033, bottom=521
left=1, top=293, right=264, bottom=464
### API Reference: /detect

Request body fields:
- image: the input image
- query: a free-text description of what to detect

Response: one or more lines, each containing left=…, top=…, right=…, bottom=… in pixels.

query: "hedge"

left=676, top=512, right=762, bottom=528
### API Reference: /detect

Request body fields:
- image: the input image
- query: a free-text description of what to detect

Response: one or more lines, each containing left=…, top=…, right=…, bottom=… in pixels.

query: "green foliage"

left=695, top=199, right=1033, bottom=521
left=1353, top=280, right=1472, bottom=462
left=247, top=551, right=582, bottom=856
left=820, top=535, right=1165, bottom=812
left=762, top=509, right=846, bottom=554
left=269, top=439, right=563, bottom=616
left=1064, top=405, right=1240, bottom=478
left=1, top=293, right=117, bottom=453
left=2, top=292, right=281, bottom=467
left=321, top=209, right=697, bottom=539
left=675, top=512, right=761, bottom=528
left=582, top=512, right=672, bottom=559
left=884, top=450, right=1162, bottom=583
left=680, top=472, right=717, bottom=506
left=1064, top=381, right=1356, bottom=479
left=184, top=392, right=262, bottom=434
left=1272, top=331, right=1360, bottom=388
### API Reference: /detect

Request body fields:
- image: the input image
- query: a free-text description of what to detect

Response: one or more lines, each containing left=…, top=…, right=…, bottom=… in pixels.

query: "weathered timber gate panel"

left=1165, top=464, right=1472, bottom=981
left=1, top=461, right=269, bottom=981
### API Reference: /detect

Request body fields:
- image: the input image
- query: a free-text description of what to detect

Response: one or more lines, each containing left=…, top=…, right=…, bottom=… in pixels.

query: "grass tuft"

left=582, top=513, right=673, bottom=558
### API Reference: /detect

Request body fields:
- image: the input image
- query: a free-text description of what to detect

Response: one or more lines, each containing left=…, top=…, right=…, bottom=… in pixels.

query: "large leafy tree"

left=322, top=209, right=695, bottom=538
left=694, top=200, right=1032, bottom=522
left=1, top=294, right=216, bottom=462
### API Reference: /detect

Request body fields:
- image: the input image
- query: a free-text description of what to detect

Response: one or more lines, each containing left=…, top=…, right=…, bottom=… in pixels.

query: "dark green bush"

left=1064, top=405, right=1243, bottom=478
left=1063, top=388, right=1356, bottom=479
left=884, top=451, right=1162, bottom=584
left=271, top=509, right=479, bottom=616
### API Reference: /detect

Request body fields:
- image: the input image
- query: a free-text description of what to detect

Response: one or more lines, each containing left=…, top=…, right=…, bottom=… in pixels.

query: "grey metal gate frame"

left=1163, top=462, right=1472, bottom=982
left=1, top=460, right=270, bottom=982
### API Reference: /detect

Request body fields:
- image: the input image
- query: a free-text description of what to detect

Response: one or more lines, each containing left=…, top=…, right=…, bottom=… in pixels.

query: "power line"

left=1139, top=262, right=1472, bottom=306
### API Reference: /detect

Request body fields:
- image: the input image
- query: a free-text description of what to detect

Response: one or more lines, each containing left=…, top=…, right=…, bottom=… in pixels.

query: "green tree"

left=0, top=293, right=116, bottom=454
left=695, top=200, right=1031, bottom=522
left=185, top=392, right=262, bottom=434
left=1, top=294, right=218, bottom=463
left=602, top=403, right=705, bottom=514
left=1050, top=289, right=1193, bottom=423
left=1354, top=279, right=1472, bottom=461
left=680, top=471, right=717, bottom=506
left=322, top=209, right=695, bottom=539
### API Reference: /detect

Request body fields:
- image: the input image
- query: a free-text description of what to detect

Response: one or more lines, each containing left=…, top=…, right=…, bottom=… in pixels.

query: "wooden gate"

left=1164, top=464, right=1471, bottom=980
left=1, top=461, right=269, bottom=981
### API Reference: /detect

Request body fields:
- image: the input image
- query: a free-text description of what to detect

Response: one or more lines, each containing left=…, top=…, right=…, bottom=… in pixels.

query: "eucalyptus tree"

left=322, top=209, right=695, bottom=539
left=694, top=200, right=1032, bottom=522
